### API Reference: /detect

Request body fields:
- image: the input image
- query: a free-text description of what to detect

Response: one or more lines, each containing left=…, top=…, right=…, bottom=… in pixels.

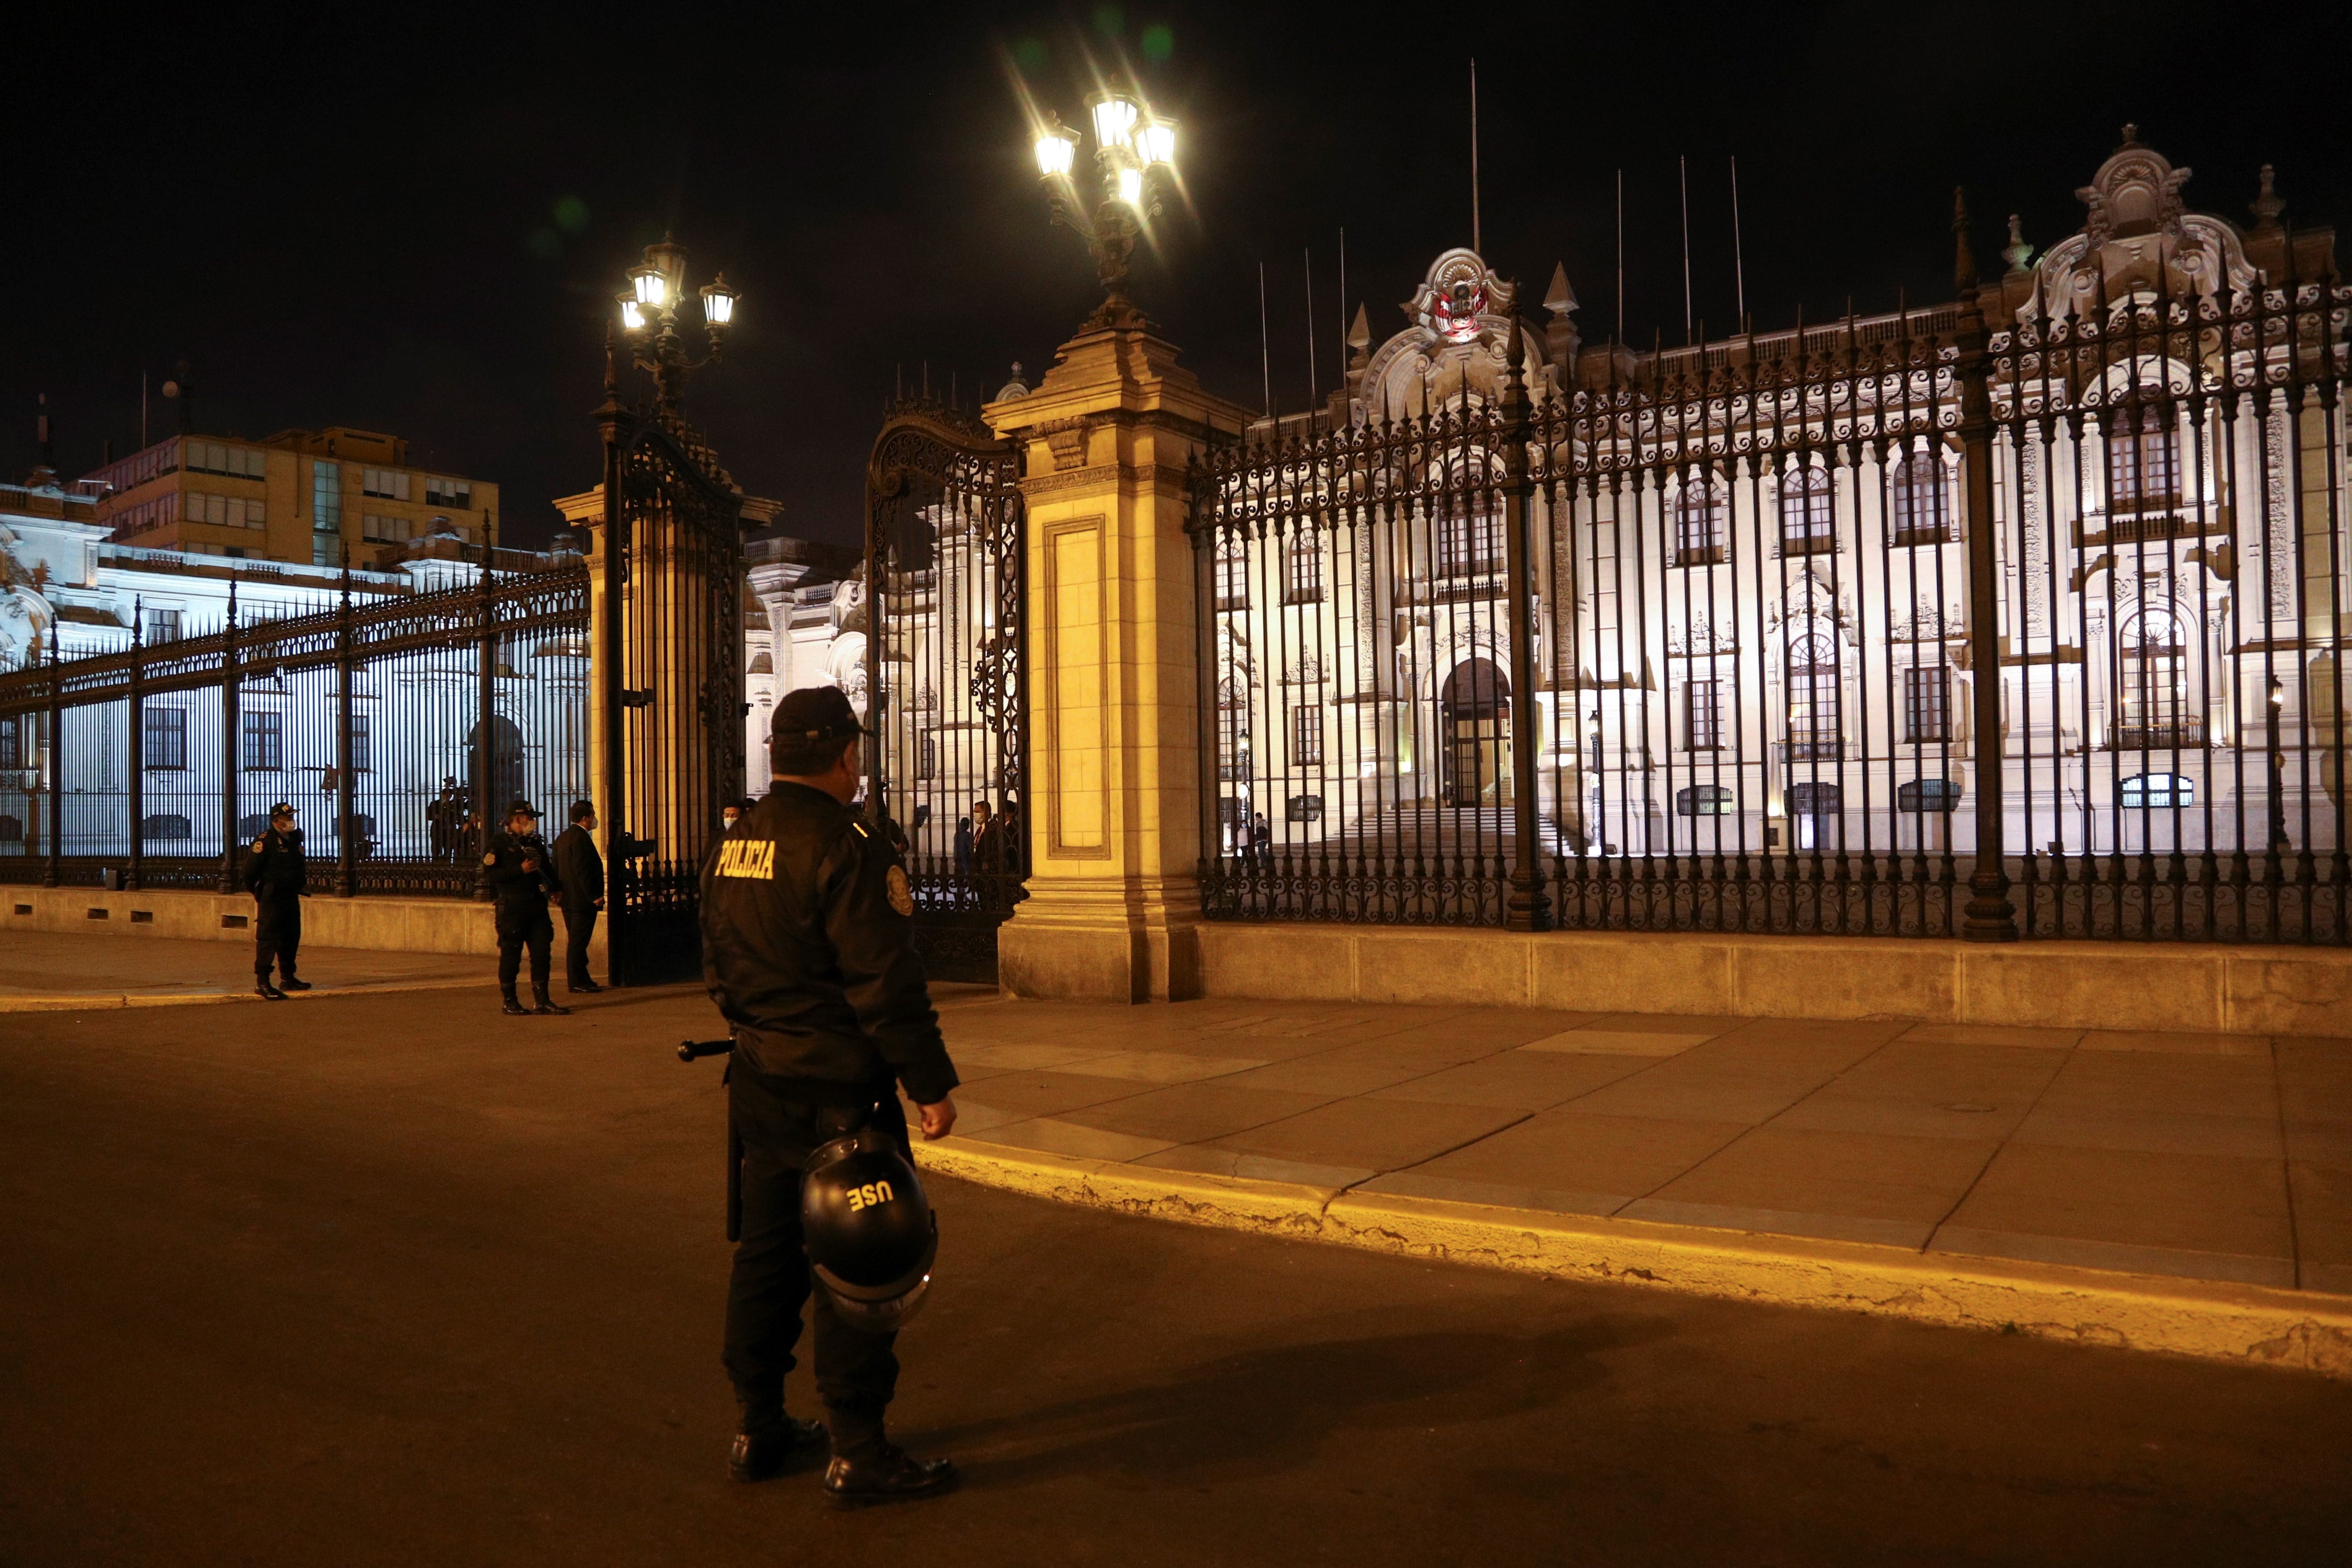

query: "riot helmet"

left=802, top=1118, right=938, bottom=1333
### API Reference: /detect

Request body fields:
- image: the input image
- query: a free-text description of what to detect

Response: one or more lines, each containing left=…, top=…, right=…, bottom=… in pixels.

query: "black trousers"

left=253, top=895, right=301, bottom=982
left=560, top=902, right=597, bottom=988
left=723, top=1067, right=905, bottom=1451
left=494, top=899, right=552, bottom=991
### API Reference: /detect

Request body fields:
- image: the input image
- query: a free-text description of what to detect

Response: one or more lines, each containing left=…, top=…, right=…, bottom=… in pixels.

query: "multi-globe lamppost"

left=1031, top=91, right=1178, bottom=329
left=616, top=237, right=739, bottom=410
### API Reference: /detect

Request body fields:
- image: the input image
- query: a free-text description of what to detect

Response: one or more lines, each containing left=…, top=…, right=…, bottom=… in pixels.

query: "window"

left=0, top=714, right=21, bottom=768
left=1286, top=793, right=1324, bottom=823
left=1787, top=632, right=1840, bottom=761
left=187, top=492, right=263, bottom=528
left=918, top=733, right=937, bottom=779
left=140, top=813, right=193, bottom=840
left=1438, top=502, right=1504, bottom=578
left=424, top=477, right=471, bottom=509
left=141, top=607, right=180, bottom=644
left=362, top=467, right=411, bottom=501
left=241, top=711, right=283, bottom=771
left=1674, top=474, right=1726, bottom=566
left=1676, top=785, right=1735, bottom=816
left=0, top=814, right=20, bottom=843
left=1892, top=454, right=1950, bottom=544
left=313, top=462, right=343, bottom=528
left=363, top=513, right=416, bottom=544
left=351, top=714, right=372, bottom=775
left=2120, top=773, right=2194, bottom=809
left=1290, top=708, right=1324, bottom=767
left=184, top=441, right=265, bottom=479
left=1903, top=665, right=1950, bottom=743
left=144, top=708, right=188, bottom=770
left=1283, top=533, right=1324, bottom=603
left=1685, top=679, right=1723, bottom=752
left=1897, top=778, right=1962, bottom=812
left=2106, top=407, right=2179, bottom=513
left=1778, top=464, right=1835, bottom=553
left=1214, top=537, right=1249, bottom=610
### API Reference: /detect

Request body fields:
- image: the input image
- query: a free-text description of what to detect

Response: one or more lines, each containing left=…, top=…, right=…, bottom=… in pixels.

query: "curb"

left=912, top=1139, right=2352, bottom=1380
left=0, top=975, right=494, bottom=1013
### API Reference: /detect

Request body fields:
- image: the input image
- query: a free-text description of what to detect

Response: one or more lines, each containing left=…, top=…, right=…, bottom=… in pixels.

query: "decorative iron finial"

left=2119, top=122, right=2141, bottom=149
left=2251, top=163, right=2286, bottom=235
left=2002, top=213, right=2033, bottom=277
left=1952, top=187, right=1978, bottom=294
left=131, top=594, right=143, bottom=648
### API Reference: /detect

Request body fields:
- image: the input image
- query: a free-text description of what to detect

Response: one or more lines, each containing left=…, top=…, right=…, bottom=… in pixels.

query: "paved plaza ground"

left=3, top=981, right=2349, bottom=1565
left=0, top=929, right=482, bottom=1010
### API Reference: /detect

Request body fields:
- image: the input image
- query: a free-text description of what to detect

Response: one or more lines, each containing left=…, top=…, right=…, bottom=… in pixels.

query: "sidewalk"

left=916, top=995, right=2352, bottom=1370
left=0, top=930, right=488, bottom=1011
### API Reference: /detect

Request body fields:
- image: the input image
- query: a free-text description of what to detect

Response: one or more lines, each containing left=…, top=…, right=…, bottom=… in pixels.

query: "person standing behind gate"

left=246, top=802, right=309, bottom=1000
left=552, top=799, right=605, bottom=995
left=483, top=799, right=569, bottom=1017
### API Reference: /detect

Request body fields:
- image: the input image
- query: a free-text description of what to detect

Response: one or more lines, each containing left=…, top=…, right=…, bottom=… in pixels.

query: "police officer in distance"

left=245, top=802, right=309, bottom=1000
left=701, top=685, right=960, bottom=1508
left=482, top=799, right=569, bottom=1017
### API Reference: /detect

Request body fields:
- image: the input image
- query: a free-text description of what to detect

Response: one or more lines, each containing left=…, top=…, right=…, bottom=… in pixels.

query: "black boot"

left=278, top=976, right=312, bottom=991
left=501, top=986, right=528, bottom=1016
left=568, top=977, right=603, bottom=994
left=532, top=986, right=570, bottom=1017
left=822, top=1444, right=958, bottom=1511
left=256, top=979, right=286, bottom=1001
left=727, top=1418, right=828, bottom=1483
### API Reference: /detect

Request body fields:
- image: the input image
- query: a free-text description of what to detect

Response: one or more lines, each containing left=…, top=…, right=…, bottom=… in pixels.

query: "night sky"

left=6, top=3, right=2343, bottom=552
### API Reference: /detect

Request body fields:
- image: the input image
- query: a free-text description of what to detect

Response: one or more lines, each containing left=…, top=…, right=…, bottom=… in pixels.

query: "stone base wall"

left=1196, top=923, right=2352, bottom=1039
left=3, top=884, right=608, bottom=967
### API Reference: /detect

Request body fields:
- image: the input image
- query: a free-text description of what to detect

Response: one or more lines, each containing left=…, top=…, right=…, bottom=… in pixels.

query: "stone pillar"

left=983, top=324, right=1249, bottom=1002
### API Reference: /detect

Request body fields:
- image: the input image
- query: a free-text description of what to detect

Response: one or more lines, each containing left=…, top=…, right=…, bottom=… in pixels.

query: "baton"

left=677, top=1037, right=735, bottom=1062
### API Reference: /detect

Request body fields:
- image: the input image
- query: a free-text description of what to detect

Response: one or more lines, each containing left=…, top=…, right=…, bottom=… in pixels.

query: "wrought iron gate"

left=863, top=396, right=1028, bottom=982
left=599, top=399, right=744, bottom=985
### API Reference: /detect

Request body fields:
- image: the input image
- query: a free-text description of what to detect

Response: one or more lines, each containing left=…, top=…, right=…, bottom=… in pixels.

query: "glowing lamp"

left=2270, top=675, right=2286, bottom=709
left=629, top=263, right=668, bottom=309
left=1116, top=166, right=1144, bottom=206
left=1034, top=118, right=1078, bottom=178
left=1089, top=92, right=1138, bottom=149
left=700, top=273, right=738, bottom=327
left=1136, top=119, right=1176, bottom=168
left=618, top=293, right=645, bottom=332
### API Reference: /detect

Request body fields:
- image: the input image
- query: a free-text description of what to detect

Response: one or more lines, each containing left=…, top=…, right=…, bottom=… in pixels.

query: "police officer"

left=700, top=685, right=960, bottom=1508
left=482, top=798, right=569, bottom=1017
left=550, top=799, right=605, bottom=995
left=246, top=802, right=309, bottom=1000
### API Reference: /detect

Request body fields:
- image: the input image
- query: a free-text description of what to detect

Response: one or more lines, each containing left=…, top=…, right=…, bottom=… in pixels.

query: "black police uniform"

left=700, top=779, right=959, bottom=1460
left=551, top=816, right=604, bottom=992
left=244, top=820, right=306, bottom=990
left=483, top=818, right=563, bottom=1011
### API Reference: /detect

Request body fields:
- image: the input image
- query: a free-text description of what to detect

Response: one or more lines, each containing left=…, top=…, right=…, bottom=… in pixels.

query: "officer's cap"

left=269, top=802, right=296, bottom=818
left=770, top=686, right=872, bottom=754
left=506, top=798, right=540, bottom=820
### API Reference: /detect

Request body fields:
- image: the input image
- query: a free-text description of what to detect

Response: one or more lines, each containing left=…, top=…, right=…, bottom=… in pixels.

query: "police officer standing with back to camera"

left=246, top=801, right=309, bottom=1000
left=700, top=684, right=960, bottom=1508
left=550, top=799, right=604, bottom=995
left=482, top=798, right=569, bottom=1017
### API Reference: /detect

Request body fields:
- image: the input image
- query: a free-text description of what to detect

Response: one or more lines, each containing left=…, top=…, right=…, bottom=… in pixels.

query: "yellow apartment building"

left=83, top=426, right=500, bottom=568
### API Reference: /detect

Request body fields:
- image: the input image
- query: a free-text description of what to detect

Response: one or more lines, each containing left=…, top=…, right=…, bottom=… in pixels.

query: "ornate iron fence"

left=1191, top=186, right=2351, bottom=944
left=0, top=563, right=589, bottom=898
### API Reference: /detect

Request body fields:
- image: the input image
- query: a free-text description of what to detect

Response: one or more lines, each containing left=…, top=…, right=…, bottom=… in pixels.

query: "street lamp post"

left=616, top=236, right=739, bottom=412
left=1032, top=92, right=1179, bottom=330
left=2267, top=673, right=2290, bottom=852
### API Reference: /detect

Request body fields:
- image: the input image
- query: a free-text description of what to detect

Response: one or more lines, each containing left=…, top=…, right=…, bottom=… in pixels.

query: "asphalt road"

left=3, top=986, right=2348, bottom=1567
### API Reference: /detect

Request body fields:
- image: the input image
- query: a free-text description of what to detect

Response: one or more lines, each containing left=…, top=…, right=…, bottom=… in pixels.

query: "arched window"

left=1778, top=464, right=1835, bottom=554
left=1213, top=536, right=1250, bottom=610
left=1674, top=472, right=1726, bottom=566
left=1284, top=531, right=1325, bottom=603
left=1891, top=453, right=1949, bottom=544
left=2116, top=609, right=2196, bottom=748
left=1436, top=488, right=1504, bottom=579
left=1787, top=631, right=1841, bottom=762
left=2106, top=406, right=2179, bottom=514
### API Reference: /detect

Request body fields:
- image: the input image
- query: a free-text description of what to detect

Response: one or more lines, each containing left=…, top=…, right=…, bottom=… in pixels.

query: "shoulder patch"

left=851, top=821, right=871, bottom=838
left=886, top=864, right=915, bottom=917
left=482, top=852, right=498, bottom=866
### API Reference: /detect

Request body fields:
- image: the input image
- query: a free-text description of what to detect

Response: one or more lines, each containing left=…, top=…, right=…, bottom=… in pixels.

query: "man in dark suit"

left=551, top=798, right=605, bottom=994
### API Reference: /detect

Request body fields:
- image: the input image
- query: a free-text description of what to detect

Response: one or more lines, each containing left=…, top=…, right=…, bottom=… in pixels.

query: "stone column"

left=984, top=323, right=1249, bottom=1001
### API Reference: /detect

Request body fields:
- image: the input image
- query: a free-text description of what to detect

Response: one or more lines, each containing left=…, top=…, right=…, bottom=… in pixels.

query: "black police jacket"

left=244, top=828, right=306, bottom=900
left=482, top=831, right=560, bottom=905
left=699, top=782, right=958, bottom=1107
left=551, top=823, right=603, bottom=909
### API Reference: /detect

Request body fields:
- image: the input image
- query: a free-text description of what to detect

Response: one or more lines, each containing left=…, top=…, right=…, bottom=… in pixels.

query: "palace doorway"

left=1440, top=658, right=1512, bottom=807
